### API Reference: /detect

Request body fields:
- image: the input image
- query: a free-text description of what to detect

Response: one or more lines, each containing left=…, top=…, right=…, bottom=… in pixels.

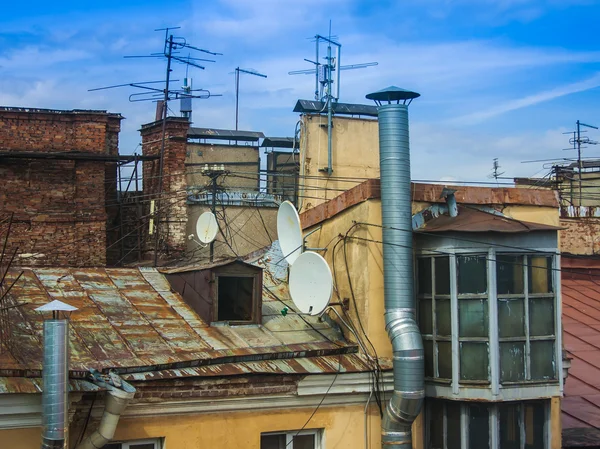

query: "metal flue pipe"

left=366, top=86, right=424, bottom=448
left=41, top=319, right=69, bottom=449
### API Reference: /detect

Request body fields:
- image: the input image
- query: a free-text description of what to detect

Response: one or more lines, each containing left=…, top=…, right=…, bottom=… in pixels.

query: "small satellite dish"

left=196, top=212, right=218, bottom=244
left=289, top=251, right=333, bottom=315
left=277, top=201, right=303, bottom=265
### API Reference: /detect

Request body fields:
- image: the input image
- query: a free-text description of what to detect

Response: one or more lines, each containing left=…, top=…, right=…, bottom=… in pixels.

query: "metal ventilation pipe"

left=366, top=87, right=424, bottom=448
left=41, top=319, right=69, bottom=449
left=76, top=384, right=135, bottom=449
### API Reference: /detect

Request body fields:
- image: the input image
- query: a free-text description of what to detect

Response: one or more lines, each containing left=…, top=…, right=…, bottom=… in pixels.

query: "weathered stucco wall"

left=186, top=143, right=260, bottom=191
left=300, top=115, right=379, bottom=211
left=559, top=217, right=600, bottom=255
left=186, top=205, right=277, bottom=261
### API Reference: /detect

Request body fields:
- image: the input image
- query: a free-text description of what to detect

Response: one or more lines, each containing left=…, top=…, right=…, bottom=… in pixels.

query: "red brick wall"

left=0, top=108, right=122, bottom=267
left=141, top=117, right=190, bottom=262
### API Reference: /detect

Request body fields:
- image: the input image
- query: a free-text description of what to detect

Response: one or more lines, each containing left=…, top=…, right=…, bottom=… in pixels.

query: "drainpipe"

left=366, top=86, right=424, bottom=448
left=76, top=377, right=136, bottom=449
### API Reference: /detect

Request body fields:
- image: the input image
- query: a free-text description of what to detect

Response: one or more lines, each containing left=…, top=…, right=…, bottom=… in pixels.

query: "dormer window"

left=165, top=260, right=263, bottom=325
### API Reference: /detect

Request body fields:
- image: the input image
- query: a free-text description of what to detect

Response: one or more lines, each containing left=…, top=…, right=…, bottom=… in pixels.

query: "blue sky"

left=2, top=0, right=600, bottom=182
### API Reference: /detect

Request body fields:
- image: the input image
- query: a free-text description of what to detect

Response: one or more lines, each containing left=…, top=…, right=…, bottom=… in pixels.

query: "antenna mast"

left=233, top=67, right=267, bottom=131
left=564, top=120, right=598, bottom=206
left=289, top=24, right=378, bottom=175
left=89, top=27, right=222, bottom=266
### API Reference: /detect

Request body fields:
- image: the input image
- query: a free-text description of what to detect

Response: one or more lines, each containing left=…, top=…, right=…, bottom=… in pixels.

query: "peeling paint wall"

left=300, top=115, right=379, bottom=211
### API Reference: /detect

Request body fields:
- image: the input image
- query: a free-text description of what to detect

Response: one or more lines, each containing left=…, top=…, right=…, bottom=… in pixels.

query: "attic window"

left=217, top=276, right=254, bottom=321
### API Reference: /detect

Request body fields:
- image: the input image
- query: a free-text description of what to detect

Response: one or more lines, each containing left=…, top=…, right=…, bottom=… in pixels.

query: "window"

left=497, top=255, right=556, bottom=382
left=104, top=439, right=162, bottom=449
left=261, top=430, right=322, bottom=449
left=418, top=256, right=452, bottom=380
left=217, top=276, right=255, bottom=321
left=426, top=399, right=548, bottom=449
left=417, top=251, right=557, bottom=388
left=213, top=261, right=263, bottom=324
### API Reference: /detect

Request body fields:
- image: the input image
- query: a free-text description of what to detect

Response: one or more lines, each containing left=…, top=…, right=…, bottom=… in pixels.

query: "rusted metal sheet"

left=121, top=353, right=374, bottom=382
left=417, top=206, right=561, bottom=233
left=0, top=264, right=359, bottom=383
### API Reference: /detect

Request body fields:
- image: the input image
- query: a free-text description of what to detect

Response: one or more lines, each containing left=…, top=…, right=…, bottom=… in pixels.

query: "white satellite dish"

left=277, top=201, right=303, bottom=265
left=289, top=251, right=333, bottom=315
left=196, top=211, right=219, bottom=244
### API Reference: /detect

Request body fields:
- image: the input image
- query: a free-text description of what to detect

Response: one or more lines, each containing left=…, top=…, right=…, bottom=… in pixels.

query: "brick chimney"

left=140, top=117, right=190, bottom=262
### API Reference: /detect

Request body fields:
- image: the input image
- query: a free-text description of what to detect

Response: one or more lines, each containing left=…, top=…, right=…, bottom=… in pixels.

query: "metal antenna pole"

left=577, top=120, right=582, bottom=206
left=235, top=68, right=240, bottom=131
left=232, top=67, right=267, bottom=131
left=153, top=33, right=174, bottom=267
left=326, top=42, right=333, bottom=176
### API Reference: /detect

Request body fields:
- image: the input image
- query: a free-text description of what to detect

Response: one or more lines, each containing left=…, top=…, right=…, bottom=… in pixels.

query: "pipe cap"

left=366, top=86, right=420, bottom=106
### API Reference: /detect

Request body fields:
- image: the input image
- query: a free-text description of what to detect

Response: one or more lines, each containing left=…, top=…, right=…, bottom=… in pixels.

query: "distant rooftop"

left=188, top=127, right=265, bottom=142
left=293, top=100, right=378, bottom=117
left=0, top=106, right=122, bottom=117
left=261, top=137, right=296, bottom=149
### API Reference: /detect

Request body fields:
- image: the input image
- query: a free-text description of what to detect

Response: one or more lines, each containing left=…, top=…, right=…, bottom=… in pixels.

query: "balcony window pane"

left=459, top=299, right=488, bottom=337
left=436, top=299, right=451, bottom=337
left=458, top=255, right=487, bottom=294
left=499, top=403, right=521, bottom=449
left=529, top=298, right=554, bottom=337
left=435, top=256, right=451, bottom=295
left=524, top=402, right=546, bottom=449
left=530, top=341, right=556, bottom=380
left=446, top=401, right=462, bottom=449
left=423, top=339, right=434, bottom=378
left=500, top=342, right=526, bottom=382
left=428, top=400, right=443, bottom=449
left=498, top=298, right=525, bottom=338
left=497, top=255, right=524, bottom=295
left=419, top=299, right=433, bottom=335
left=418, top=258, right=432, bottom=295
left=438, top=341, right=452, bottom=379
left=469, top=404, right=490, bottom=449
left=528, top=256, right=553, bottom=294
left=292, top=434, right=315, bottom=449
left=261, top=434, right=285, bottom=449
left=460, top=342, right=489, bottom=380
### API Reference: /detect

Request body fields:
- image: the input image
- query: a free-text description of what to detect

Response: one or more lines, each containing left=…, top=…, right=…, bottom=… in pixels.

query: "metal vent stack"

left=366, top=86, right=424, bottom=448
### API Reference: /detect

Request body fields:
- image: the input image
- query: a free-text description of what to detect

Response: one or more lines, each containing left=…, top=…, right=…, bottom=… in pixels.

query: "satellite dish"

left=196, top=212, right=218, bottom=244
left=277, top=201, right=303, bottom=265
left=289, top=251, right=333, bottom=315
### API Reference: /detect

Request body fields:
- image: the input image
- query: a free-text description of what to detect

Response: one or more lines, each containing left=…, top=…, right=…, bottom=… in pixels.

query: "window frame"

left=260, top=429, right=323, bottom=449
left=416, top=247, right=561, bottom=396
left=104, top=438, right=163, bottom=449
left=425, top=399, right=550, bottom=449
left=212, top=263, right=263, bottom=325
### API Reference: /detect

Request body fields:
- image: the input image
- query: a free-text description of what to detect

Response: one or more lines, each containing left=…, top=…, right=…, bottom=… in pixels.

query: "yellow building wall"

left=299, top=115, right=379, bottom=212
left=113, top=403, right=386, bottom=449
left=1, top=427, right=42, bottom=449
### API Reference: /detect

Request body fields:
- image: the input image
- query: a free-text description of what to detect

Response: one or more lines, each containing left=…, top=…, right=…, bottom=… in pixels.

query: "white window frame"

left=425, top=399, right=550, bottom=449
left=261, top=429, right=323, bottom=449
left=109, top=438, right=163, bottom=449
left=417, top=247, right=562, bottom=400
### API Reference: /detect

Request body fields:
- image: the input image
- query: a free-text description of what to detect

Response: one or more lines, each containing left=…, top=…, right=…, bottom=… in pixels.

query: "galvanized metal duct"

left=367, top=87, right=424, bottom=448
left=41, top=320, right=69, bottom=449
left=76, top=382, right=136, bottom=449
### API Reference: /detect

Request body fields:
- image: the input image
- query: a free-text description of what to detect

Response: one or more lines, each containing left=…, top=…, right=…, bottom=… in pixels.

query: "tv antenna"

left=89, top=27, right=223, bottom=267
left=288, top=23, right=378, bottom=175
left=231, top=67, right=267, bottom=131
left=563, top=120, right=598, bottom=205
left=487, top=158, right=506, bottom=184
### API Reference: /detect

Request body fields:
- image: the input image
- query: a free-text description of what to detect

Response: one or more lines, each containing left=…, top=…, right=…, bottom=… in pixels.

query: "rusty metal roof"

left=562, top=273, right=600, bottom=443
left=0, top=256, right=356, bottom=383
left=187, top=127, right=265, bottom=142
left=416, top=206, right=561, bottom=233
